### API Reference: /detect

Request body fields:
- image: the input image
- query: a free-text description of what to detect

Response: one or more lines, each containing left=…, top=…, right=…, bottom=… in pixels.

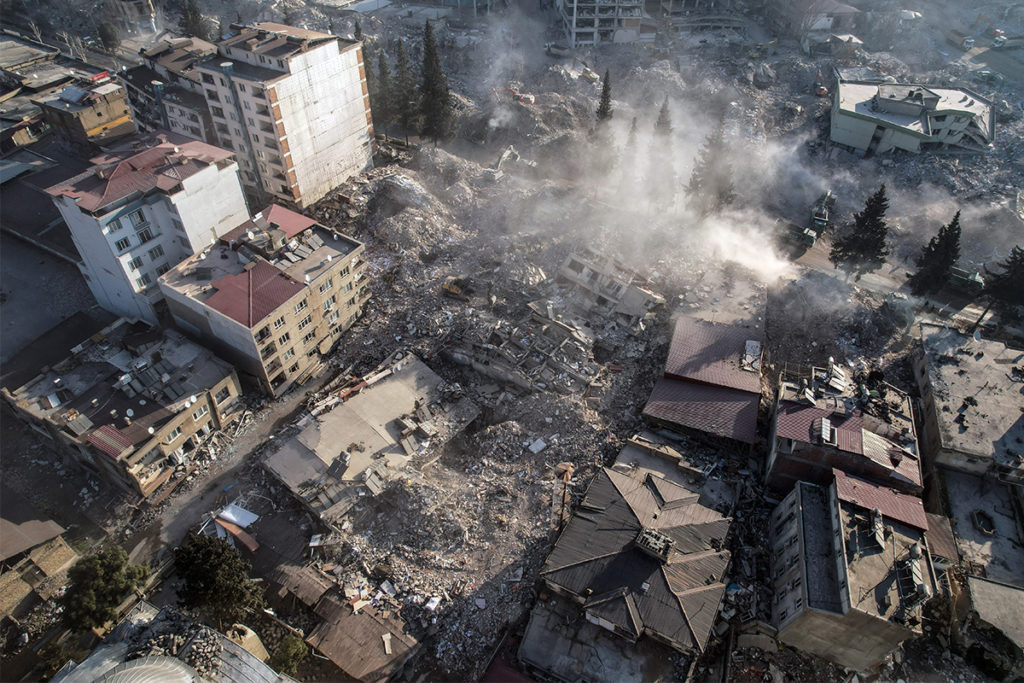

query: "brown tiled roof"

left=643, top=378, right=759, bottom=444
left=833, top=469, right=927, bottom=531
left=774, top=401, right=863, bottom=453
left=307, top=594, right=418, bottom=681
left=204, top=260, right=305, bottom=328
left=270, top=564, right=333, bottom=607
left=45, top=132, right=234, bottom=212
left=220, top=204, right=317, bottom=244
left=664, top=315, right=761, bottom=394
left=85, top=424, right=134, bottom=458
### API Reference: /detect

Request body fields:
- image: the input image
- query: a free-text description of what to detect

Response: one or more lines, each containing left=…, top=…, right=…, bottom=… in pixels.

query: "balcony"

left=265, top=358, right=283, bottom=375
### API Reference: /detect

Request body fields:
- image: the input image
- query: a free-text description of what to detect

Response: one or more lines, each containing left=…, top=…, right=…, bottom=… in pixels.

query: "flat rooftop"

left=799, top=482, right=841, bottom=613
left=0, top=34, right=59, bottom=71
left=836, top=81, right=993, bottom=140
left=918, top=323, right=1024, bottom=472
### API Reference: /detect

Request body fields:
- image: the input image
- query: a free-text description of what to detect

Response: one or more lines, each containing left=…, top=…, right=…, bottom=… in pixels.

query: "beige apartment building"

left=159, top=204, right=369, bottom=396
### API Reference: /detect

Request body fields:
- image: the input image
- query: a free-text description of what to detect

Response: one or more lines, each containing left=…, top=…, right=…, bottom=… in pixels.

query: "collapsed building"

left=159, top=205, right=369, bottom=396
left=1, top=317, right=243, bottom=498
left=830, top=80, right=995, bottom=155
left=763, top=0, right=860, bottom=54
left=769, top=470, right=937, bottom=671
left=519, top=467, right=731, bottom=681
left=766, top=362, right=921, bottom=496
left=642, top=315, right=762, bottom=448
left=262, top=352, right=479, bottom=525
left=557, top=0, right=653, bottom=47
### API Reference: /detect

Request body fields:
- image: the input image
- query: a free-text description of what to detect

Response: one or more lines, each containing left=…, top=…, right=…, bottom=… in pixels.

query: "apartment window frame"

left=214, top=386, right=231, bottom=403
left=272, top=315, right=286, bottom=329
left=302, top=330, right=317, bottom=345
left=282, top=348, right=295, bottom=361
left=135, top=273, right=152, bottom=289
left=136, top=226, right=156, bottom=244
left=297, top=314, right=313, bottom=331
left=127, top=256, right=143, bottom=271
left=278, top=332, right=291, bottom=345
left=192, top=405, right=209, bottom=421
left=148, top=245, right=165, bottom=261
left=155, top=263, right=170, bottom=276
left=322, top=295, right=336, bottom=311
left=106, top=218, right=123, bottom=232
left=128, top=208, right=146, bottom=227
left=293, top=299, right=308, bottom=314
left=166, top=425, right=182, bottom=442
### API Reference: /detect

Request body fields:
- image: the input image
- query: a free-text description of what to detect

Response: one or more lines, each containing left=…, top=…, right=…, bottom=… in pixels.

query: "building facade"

left=159, top=205, right=369, bottom=395
left=831, top=81, right=995, bottom=155
left=558, top=0, right=651, bottom=47
left=33, top=81, right=137, bottom=149
left=1, top=319, right=243, bottom=498
left=769, top=474, right=935, bottom=671
left=45, top=132, right=251, bottom=323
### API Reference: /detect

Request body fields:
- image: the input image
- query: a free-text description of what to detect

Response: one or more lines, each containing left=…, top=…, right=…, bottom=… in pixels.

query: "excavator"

left=483, top=145, right=537, bottom=182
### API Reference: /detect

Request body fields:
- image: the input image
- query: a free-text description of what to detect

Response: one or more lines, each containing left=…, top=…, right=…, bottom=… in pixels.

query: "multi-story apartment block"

left=159, top=205, right=369, bottom=396
left=769, top=472, right=935, bottom=671
left=558, top=0, right=652, bottom=47
left=45, top=132, right=251, bottom=323
left=33, top=80, right=137, bottom=149
left=1, top=317, right=243, bottom=498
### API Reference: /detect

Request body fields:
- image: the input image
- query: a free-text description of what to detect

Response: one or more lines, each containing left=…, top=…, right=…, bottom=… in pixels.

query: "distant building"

left=769, top=471, right=936, bottom=671
left=519, top=468, right=731, bottom=681
left=642, top=314, right=762, bottom=447
left=557, top=0, right=654, bottom=48
left=121, top=24, right=374, bottom=208
left=831, top=81, right=995, bottom=155
left=159, top=205, right=369, bottom=396
left=766, top=361, right=921, bottom=496
left=1, top=317, right=243, bottom=498
left=556, top=249, right=665, bottom=321
left=45, top=131, right=250, bottom=323
left=912, top=323, right=1024, bottom=487
left=33, top=81, right=137, bottom=149
left=104, top=0, right=156, bottom=34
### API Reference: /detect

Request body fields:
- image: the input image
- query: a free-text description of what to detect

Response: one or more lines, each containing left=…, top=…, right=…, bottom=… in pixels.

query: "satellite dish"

left=973, top=330, right=982, bottom=342
left=189, top=395, right=197, bottom=404
left=148, top=427, right=155, bottom=434
left=126, top=409, right=134, bottom=417
left=139, top=399, right=147, bottom=405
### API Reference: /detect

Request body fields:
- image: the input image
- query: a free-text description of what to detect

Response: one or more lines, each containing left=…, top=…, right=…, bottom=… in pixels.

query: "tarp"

left=217, top=502, right=259, bottom=528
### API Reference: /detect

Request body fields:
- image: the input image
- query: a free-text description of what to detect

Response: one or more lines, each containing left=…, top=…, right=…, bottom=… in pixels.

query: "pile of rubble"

left=126, top=609, right=222, bottom=678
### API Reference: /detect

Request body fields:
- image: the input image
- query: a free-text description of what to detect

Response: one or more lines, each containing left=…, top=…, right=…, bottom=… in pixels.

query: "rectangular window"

left=107, top=218, right=122, bottom=232
left=148, top=245, right=164, bottom=261
left=282, top=348, right=295, bottom=361
left=218, top=77, right=226, bottom=86
left=322, top=295, right=336, bottom=311
left=278, top=332, right=291, bottom=345
left=192, top=405, right=209, bottom=420
left=343, top=282, right=353, bottom=293
left=201, top=73, right=214, bottom=84
left=297, top=314, right=313, bottom=331
left=318, top=280, right=333, bottom=294
left=211, top=106, right=224, bottom=118
left=327, top=311, right=340, bottom=325
left=166, top=425, right=182, bottom=442
left=135, top=273, right=152, bottom=288
left=215, top=386, right=231, bottom=403
left=302, top=330, right=317, bottom=344
left=340, top=266, right=350, bottom=277
left=243, top=100, right=251, bottom=110
left=238, top=84, right=246, bottom=92
left=127, top=256, right=143, bottom=271
left=293, top=299, right=308, bottom=314
left=155, top=263, right=170, bottom=276
left=289, top=362, right=300, bottom=373
left=273, top=316, right=286, bottom=329
left=248, top=117, right=255, bottom=125
left=136, top=227, right=156, bottom=243
left=347, top=297, right=356, bottom=307
left=128, top=209, right=146, bottom=227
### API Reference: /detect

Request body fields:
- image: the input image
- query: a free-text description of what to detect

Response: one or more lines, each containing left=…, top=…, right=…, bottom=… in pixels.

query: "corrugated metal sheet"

left=643, top=378, right=759, bottom=444
left=774, top=401, right=864, bottom=453
left=204, top=260, right=305, bottom=328
left=664, top=316, right=762, bottom=394
left=85, top=424, right=134, bottom=458
left=832, top=469, right=927, bottom=530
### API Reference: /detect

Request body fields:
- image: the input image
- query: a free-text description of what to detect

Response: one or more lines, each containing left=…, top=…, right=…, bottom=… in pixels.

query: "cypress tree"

left=596, top=69, right=612, bottom=123
left=648, top=98, right=675, bottom=202
left=179, top=0, right=209, bottom=40
left=394, top=41, right=418, bottom=138
left=627, top=116, right=637, bottom=147
left=686, top=120, right=735, bottom=216
left=830, top=185, right=891, bottom=280
left=654, top=98, right=672, bottom=137
left=973, top=245, right=1024, bottom=329
left=909, top=211, right=962, bottom=296
left=375, top=51, right=393, bottom=136
left=419, top=20, right=454, bottom=142
left=354, top=19, right=363, bottom=41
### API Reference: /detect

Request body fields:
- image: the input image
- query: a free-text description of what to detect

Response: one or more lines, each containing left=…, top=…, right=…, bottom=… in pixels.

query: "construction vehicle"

left=442, top=261, right=502, bottom=301
left=949, top=266, right=985, bottom=295
left=813, top=70, right=829, bottom=97
left=483, top=145, right=536, bottom=182
left=810, top=190, right=836, bottom=237
left=573, top=57, right=600, bottom=83
left=544, top=42, right=572, bottom=57
left=947, top=30, right=976, bottom=51
left=992, top=34, right=1024, bottom=49
left=491, top=86, right=535, bottom=105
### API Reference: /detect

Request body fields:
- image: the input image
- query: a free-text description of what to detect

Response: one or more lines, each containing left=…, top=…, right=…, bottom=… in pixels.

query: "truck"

left=992, top=34, right=1024, bottom=49
left=810, top=190, right=836, bottom=237
left=947, top=30, right=976, bottom=51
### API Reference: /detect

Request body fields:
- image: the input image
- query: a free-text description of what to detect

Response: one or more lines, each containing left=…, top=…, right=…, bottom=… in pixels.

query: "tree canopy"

left=596, top=70, right=612, bottom=123
left=654, top=98, right=672, bottom=137
left=909, top=211, right=961, bottom=296
left=269, top=634, right=309, bottom=676
left=60, top=546, right=148, bottom=632
left=354, top=19, right=363, bottom=42
left=985, top=245, right=1024, bottom=310
left=174, top=533, right=263, bottom=627
left=178, top=0, right=209, bottom=41
left=98, top=22, right=120, bottom=52
left=373, top=51, right=393, bottom=134
left=686, top=120, right=735, bottom=216
left=393, top=41, right=418, bottom=135
left=419, top=20, right=455, bottom=142
left=829, top=184, right=891, bottom=280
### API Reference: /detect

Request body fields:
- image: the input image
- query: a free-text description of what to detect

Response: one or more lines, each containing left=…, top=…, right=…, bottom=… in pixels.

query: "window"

left=136, top=227, right=155, bottom=244
left=192, top=405, right=209, bottom=420
left=202, top=73, right=214, bottom=84
left=155, top=263, right=170, bottom=276
left=127, top=256, right=143, bottom=271
left=215, top=386, right=231, bottom=403
left=166, top=425, right=182, bottom=442
left=206, top=89, right=220, bottom=102
left=340, top=266, right=350, bottom=276
left=255, top=325, right=271, bottom=342
left=343, top=282, right=353, bottom=293
left=135, top=273, right=152, bottom=288
left=218, top=77, right=226, bottom=87
left=273, top=316, right=286, bottom=329
left=778, top=608, right=788, bottom=622
left=238, top=84, right=246, bottom=93
left=282, top=348, right=295, bottom=361
left=347, top=297, right=356, bottom=307
left=322, top=295, right=336, bottom=311
left=289, top=363, right=299, bottom=373
left=277, top=59, right=284, bottom=68
left=302, top=330, right=317, bottom=344
left=293, top=299, right=308, bottom=314
left=297, top=314, right=313, bottom=331
left=259, top=55, right=266, bottom=63
left=128, top=209, right=146, bottom=227
left=243, top=100, right=251, bottom=110
left=278, top=332, right=291, bottom=345
left=248, top=117, right=255, bottom=125
left=211, top=106, right=225, bottom=118
left=107, top=218, right=122, bottom=232
left=148, top=245, right=164, bottom=261
left=327, top=311, right=340, bottom=325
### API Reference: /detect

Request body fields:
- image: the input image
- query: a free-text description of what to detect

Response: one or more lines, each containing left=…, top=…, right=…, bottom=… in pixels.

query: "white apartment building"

left=193, top=23, right=373, bottom=209
left=46, top=132, right=250, bottom=323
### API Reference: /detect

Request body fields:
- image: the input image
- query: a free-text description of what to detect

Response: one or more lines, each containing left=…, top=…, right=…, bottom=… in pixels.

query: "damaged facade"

left=1, top=318, right=242, bottom=498
left=262, top=353, right=479, bottom=524
left=558, top=0, right=653, bottom=47
left=643, top=314, right=762, bottom=446
left=766, top=362, right=921, bottom=495
left=159, top=205, right=369, bottom=396
left=770, top=471, right=936, bottom=671
left=520, top=467, right=731, bottom=680
left=831, top=80, right=995, bottom=155
left=45, top=132, right=251, bottom=323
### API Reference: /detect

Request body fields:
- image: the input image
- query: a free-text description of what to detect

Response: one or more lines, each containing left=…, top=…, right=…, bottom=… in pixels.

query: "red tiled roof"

left=833, top=469, right=927, bottom=531
left=85, top=424, right=134, bottom=458
left=45, top=132, right=234, bottom=212
left=221, top=204, right=317, bottom=244
left=204, top=260, right=306, bottom=328
left=643, top=377, right=759, bottom=444
left=664, top=316, right=761, bottom=394
left=774, top=401, right=864, bottom=453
